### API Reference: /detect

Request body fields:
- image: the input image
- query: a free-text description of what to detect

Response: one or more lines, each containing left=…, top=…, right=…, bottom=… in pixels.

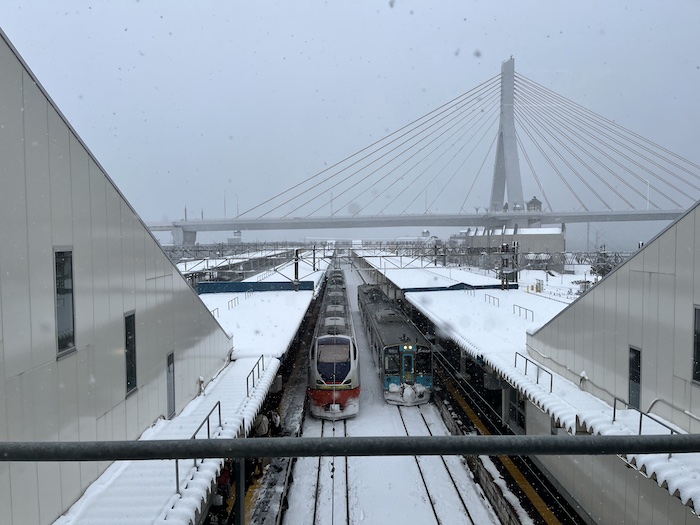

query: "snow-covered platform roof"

left=56, top=279, right=325, bottom=523
left=362, top=255, right=507, bottom=291
left=55, top=356, right=280, bottom=525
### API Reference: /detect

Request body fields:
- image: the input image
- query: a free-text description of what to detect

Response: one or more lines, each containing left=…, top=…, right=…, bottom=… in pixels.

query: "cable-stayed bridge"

left=149, top=58, right=700, bottom=245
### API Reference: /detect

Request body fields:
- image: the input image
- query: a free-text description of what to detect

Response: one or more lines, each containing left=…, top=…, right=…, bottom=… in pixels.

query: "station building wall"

left=0, top=30, right=232, bottom=525
left=525, top=202, right=700, bottom=523
left=526, top=397, right=694, bottom=524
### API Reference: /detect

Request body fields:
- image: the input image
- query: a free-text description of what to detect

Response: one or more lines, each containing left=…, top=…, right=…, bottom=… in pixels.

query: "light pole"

left=223, top=190, right=227, bottom=218
left=234, top=193, right=239, bottom=217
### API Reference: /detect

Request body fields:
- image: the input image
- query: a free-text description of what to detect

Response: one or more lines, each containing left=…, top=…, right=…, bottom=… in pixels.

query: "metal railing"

left=246, top=355, right=266, bottom=397
left=514, top=352, right=553, bottom=393
left=175, top=401, right=223, bottom=495
left=612, top=397, right=680, bottom=458
left=513, top=304, right=534, bottom=321
left=484, top=294, right=499, bottom=307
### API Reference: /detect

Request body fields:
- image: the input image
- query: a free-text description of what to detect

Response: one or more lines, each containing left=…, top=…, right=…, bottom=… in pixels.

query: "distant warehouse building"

left=0, top=29, right=232, bottom=525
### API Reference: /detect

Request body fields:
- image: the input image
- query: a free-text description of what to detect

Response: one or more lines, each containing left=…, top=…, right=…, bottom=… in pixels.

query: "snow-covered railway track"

left=312, top=419, right=350, bottom=525
left=397, top=405, right=477, bottom=525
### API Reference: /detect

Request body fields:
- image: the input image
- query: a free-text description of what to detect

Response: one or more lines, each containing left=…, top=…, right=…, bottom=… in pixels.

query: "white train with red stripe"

left=308, top=267, right=360, bottom=419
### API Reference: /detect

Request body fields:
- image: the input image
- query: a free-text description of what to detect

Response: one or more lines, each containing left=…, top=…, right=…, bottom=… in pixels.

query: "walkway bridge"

left=149, top=58, right=700, bottom=245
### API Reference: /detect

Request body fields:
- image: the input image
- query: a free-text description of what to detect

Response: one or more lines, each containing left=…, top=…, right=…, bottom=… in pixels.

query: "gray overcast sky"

left=1, top=1, right=699, bottom=246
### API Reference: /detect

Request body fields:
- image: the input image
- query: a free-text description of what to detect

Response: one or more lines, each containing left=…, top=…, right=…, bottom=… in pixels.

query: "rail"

left=612, top=397, right=680, bottom=458
left=484, top=294, right=499, bottom=307
left=512, top=304, right=534, bottom=321
left=246, top=355, right=266, bottom=397
left=174, top=401, right=222, bottom=495
left=514, top=352, right=553, bottom=393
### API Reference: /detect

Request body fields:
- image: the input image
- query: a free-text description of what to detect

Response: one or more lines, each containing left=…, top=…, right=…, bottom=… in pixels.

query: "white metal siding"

left=0, top=31, right=232, bottom=525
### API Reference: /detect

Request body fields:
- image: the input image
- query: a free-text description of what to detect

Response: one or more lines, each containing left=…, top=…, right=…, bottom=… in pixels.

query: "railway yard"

left=244, top=261, right=587, bottom=525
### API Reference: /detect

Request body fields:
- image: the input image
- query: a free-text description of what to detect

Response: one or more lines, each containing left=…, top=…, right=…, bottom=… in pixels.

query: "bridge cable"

left=365, top=89, right=500, bottom=216
left=280, top=77, right=500, bottom=218
left=517, top=77, right=689, bottom=208
left=516, top=73, right=700, bottom=175
left=515, top=81, right=656, bottom=209
left=459, top=130, right=500, bottom=214
left=412, top=104, right=501, bottom=215
left=516, top=74, right=700, bottom=195
left=238, top=75, right=499, bottom=218
left=296, top=79, right=501, bottom=218
left=515, top=132, right=554, bottom=213
left=515, top=83, right=625, bottom=210
left=295, top=82, right=498, bottom=218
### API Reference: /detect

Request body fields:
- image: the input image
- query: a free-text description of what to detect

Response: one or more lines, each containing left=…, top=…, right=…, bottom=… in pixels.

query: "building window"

left=694, top=308, right=700, bottom=382
left=125, top=313, right=137, bottom=394
left=55, top=250, right=75, bottom=354
left=629, top=347, right=641, bottom=410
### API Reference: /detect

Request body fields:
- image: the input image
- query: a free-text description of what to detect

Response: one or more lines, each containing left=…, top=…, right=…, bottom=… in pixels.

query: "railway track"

left=312, top=419, right=350, bottom=525
left=433, top=350, right=588, bottom=524
left=397, top=405, right=478, bottom=525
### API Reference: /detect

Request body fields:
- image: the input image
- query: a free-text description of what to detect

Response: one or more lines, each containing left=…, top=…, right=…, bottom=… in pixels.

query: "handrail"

left=484, top=294, right=499, bottom=307
left=175, top=400, right=223, bottom=495
left=210, top=307, right=219, bottom=318
left=227, top=297, right=239, bottom=309
left=246, top=355, right=266, bottom=397
left=612, top=397, right=679, bottom=458
left=514, top=352, right=553, bottom=393
left=512, top=304, right=534, bottom=321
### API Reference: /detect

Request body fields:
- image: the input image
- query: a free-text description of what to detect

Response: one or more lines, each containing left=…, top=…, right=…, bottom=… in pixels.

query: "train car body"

left=308, top=268, right=360, bottom=419
left=357, top=284, right=433, bottom=405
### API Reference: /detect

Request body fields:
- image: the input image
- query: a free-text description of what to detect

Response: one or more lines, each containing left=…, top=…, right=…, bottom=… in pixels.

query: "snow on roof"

left=456, top=226, right=562, bottom=236
left=176, top=257, right=245, bottom=274
left=518, top=227, right=562, bottom=235
left=243, top=251, right=330, bottom=294
left=54, top=356, right=280, bottom=525
left=405, top=268, right=700, bottom=510
left=363, top=256, right=502, bottom=289
left=201, top=290, right=314, bottom=359
left=176, top=249, right=291, bottom=275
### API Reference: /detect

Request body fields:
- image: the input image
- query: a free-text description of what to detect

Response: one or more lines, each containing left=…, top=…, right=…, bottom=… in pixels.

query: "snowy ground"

left=282, top=264, right=502, bottom=525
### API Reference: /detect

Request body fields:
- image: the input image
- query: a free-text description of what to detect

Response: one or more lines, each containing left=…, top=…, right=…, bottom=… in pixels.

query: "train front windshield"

left=317, top=338, right=351, bottom=383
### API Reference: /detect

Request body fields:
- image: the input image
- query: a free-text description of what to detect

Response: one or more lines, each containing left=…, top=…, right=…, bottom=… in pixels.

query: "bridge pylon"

left=489, top=57, right=524, bottom=215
